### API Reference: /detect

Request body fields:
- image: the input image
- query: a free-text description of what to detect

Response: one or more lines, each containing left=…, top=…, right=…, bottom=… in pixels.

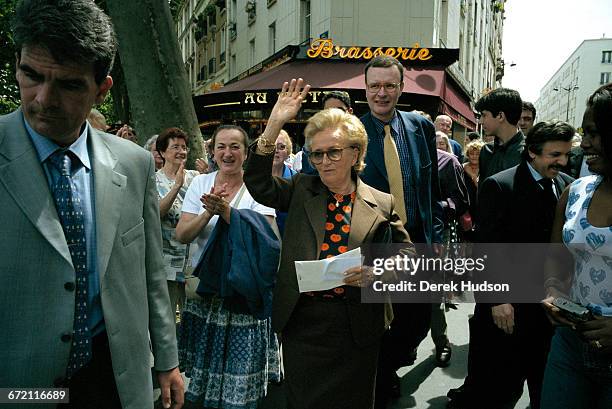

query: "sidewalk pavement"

left=389, top=302, right=530, bottom=409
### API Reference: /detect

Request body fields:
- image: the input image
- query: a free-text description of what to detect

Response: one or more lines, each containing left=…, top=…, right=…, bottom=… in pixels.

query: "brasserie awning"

left=194, top=44, right=476, bottom=129
left=209, top=60, right=445, bottom=97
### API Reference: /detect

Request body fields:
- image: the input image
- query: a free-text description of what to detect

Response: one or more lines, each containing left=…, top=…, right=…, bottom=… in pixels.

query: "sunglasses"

left=308, top=146, right=357, bottom=165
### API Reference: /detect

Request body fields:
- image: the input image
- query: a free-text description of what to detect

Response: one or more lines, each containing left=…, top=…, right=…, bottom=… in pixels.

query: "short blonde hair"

left=465, top=139, right=485, bottom=156
left=304, top=108, right=368, bottom=173
left=435, top=131, right=452, bottom=153
left=277, top=129, right=293, bottom=153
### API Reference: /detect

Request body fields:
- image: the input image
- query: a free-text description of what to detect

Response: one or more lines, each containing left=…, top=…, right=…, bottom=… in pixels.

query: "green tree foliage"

left=98, top=93, right=118, bottom=126
left=0, top=0, right=19, bottom=115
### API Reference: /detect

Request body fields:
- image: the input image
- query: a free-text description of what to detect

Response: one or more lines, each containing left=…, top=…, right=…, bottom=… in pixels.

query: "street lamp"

left=553, top=85, right=579, bottom=122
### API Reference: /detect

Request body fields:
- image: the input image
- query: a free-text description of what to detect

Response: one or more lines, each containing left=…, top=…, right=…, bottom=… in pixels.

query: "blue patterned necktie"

left=48, top=149, right=92, bottom=377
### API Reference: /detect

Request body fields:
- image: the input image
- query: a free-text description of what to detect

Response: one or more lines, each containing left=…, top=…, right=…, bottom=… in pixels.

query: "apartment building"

left=536, top=38, right=612, bottom=129
left=175, top=0, right=505, bottom=104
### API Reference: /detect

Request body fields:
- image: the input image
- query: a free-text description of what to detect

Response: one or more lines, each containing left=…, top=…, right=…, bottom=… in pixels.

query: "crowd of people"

left=1, top=1, right=611, bottom=409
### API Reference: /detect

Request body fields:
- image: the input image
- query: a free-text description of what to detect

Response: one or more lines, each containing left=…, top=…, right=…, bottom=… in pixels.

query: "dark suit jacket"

left=244, top=146, right=412, bottom=347
left=468, top=162, right=574, bottom=404
left=478, top=161, right=574, bottom=244
left=359, top=110, right=444, bottom=244
left=477, top=161, right=574, bottom=304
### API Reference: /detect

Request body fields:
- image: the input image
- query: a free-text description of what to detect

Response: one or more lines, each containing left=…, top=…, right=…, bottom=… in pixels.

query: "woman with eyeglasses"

left=272, top=129, right=296, bottom=179
left=155, top=127, right=199, bottom=322
left=244, top=79, right=412, bottom=409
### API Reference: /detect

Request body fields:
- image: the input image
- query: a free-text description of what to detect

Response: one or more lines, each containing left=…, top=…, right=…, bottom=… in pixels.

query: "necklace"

left=329, top=180, right=356, bottom=207
left=329, top=190, right=356, bottom=208
left=330, top=192, right=343, bottom=208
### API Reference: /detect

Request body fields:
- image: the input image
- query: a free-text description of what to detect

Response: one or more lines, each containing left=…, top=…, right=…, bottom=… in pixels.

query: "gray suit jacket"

left=0, top=110, right=178, bottom=409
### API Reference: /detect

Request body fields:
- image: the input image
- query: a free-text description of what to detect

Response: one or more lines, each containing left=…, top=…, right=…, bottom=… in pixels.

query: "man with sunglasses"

left=359, top=55, right=443, bottom=407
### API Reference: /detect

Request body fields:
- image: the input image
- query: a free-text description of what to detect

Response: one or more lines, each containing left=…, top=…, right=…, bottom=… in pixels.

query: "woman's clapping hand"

left=201, top=184, right=231, bottom=222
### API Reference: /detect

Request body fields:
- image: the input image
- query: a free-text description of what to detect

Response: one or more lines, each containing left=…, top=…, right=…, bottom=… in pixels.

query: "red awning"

left=210, top=60, right=446, bottom=97
left=203, top=60, right=475, bottom=129
left=440, top=80, right=477, bottom=129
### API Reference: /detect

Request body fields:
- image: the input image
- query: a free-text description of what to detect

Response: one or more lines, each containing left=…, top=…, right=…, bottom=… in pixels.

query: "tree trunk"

left=108, top=53, right=131, bottom=125
left=105, top=0, right=202, bottom=166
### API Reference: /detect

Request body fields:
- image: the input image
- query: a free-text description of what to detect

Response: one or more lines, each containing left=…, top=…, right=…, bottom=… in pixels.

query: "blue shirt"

left=370, top=111, right=419, bottom=229
left=24, top=115, right=104, bottom=336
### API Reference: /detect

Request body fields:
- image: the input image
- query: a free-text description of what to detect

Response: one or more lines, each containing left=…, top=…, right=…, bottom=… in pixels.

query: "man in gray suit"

left=0, top=1, right=184, bottom=408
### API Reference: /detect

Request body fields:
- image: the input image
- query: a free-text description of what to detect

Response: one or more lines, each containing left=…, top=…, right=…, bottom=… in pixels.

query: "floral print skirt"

left=178, top=295, right=280, bottom=409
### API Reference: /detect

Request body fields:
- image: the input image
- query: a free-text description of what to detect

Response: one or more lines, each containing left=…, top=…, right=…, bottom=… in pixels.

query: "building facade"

left=174, top=0, right=505, bottom=105
left=535, top=38, right=612, bottom=129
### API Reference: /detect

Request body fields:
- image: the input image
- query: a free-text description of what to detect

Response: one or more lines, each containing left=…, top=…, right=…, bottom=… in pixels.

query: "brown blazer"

left=244, top=147, right=412, bottom=347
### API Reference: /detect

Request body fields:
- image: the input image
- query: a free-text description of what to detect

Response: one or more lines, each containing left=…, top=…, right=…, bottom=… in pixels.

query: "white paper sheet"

left=294, top=247, right=362, bottom=292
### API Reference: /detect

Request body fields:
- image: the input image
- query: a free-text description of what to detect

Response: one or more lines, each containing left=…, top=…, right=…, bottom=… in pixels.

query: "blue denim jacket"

left=194, top=208, right=280, bottom=319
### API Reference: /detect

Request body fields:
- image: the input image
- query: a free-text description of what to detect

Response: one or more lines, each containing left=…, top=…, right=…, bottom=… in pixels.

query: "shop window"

left=269, top=22, right=276, bottom=54
left=301, top=0, right=311, bottom=42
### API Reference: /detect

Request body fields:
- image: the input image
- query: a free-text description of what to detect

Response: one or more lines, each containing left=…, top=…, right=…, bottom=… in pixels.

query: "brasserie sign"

left=306, top=39, right=433, bottom=61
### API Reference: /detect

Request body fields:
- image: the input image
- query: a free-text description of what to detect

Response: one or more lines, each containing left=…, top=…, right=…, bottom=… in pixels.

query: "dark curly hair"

left=522, top=120, right=575, bottom=161
left=156, top=127, right=189, bottom=164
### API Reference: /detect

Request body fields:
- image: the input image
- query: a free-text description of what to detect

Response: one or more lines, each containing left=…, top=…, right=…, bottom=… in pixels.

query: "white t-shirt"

left=181, top=171, right=276, bottom=266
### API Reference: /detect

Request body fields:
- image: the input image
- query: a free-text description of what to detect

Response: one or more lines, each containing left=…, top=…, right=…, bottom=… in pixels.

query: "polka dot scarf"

left=306, top=190, right=356, bottom=299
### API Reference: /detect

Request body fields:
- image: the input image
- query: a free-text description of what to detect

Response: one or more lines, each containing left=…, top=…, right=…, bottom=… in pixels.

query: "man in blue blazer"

left=359, top=55, right=444, bottom=407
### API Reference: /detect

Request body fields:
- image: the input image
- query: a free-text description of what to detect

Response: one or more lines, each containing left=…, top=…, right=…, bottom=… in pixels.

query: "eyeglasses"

left=308, top=146, right=357, bottom=165
left=366, top=82, right=401, bottom=93
left=275, top=143, right=287, bottom=151
left=169, top=144, right=189, bottom=153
